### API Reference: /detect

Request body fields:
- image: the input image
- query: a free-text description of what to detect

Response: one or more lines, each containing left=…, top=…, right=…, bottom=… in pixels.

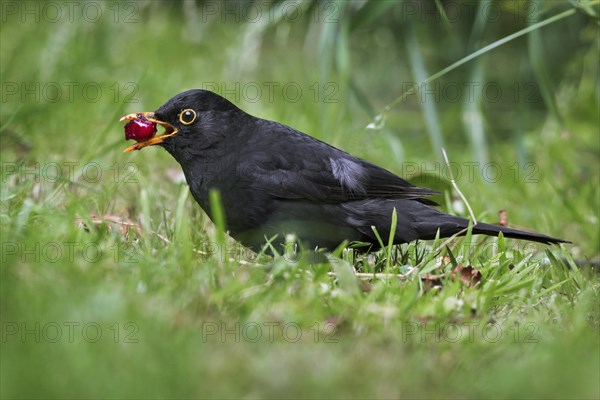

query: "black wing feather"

left=237, top=120, right=439, bottom=205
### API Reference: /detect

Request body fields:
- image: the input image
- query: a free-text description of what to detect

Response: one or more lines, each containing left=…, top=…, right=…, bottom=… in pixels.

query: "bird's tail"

left=411, top=207, right=568, bottom=245
left=469, top=221, right=568, bottom=245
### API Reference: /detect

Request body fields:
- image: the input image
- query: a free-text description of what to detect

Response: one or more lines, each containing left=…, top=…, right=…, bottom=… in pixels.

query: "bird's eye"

left=179, top=109, right=197, bottom=125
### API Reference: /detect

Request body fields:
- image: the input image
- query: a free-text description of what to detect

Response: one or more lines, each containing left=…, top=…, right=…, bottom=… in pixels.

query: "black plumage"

left=122, top=89, right=567, bottom=252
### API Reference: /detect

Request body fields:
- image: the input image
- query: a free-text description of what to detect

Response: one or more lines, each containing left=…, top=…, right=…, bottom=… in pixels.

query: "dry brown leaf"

left=498, top=209, right=508, bottom=227
left=451, top=264, right=482, bottom=287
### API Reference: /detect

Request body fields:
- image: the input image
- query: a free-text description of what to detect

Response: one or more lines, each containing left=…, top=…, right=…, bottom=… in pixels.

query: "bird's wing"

left=238, top=121, right=439, bottom=204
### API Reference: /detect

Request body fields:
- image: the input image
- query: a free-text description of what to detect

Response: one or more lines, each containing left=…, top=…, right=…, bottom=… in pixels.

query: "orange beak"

left=119, top=112, right=178, bottom=152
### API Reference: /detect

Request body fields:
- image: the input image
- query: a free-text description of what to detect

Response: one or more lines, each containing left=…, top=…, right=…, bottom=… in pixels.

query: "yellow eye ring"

left=179, top=109, right=197, bottom=125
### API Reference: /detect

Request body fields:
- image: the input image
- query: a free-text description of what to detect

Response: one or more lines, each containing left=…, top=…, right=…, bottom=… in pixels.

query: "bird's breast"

left=182, top=158, right=272, bottom=235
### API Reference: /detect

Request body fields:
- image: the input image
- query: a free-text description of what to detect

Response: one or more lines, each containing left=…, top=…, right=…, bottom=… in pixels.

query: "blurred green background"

left=1, top=1, right=599, bottom=398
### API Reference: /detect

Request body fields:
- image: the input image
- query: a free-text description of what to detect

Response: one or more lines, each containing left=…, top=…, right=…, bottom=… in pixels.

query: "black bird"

left=120, top=89, right=567, bottom=252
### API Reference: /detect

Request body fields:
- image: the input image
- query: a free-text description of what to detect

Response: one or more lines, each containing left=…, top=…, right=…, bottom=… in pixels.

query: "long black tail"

left=410, top=205, right=569, bottom=245
left=470, top=221, right=568, bottom=245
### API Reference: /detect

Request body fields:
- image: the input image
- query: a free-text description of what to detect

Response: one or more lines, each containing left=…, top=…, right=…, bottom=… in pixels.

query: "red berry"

left=124, top=116, right=157, bottom=142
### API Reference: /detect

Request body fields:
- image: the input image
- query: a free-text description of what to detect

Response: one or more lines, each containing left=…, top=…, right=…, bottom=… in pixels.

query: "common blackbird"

left=120, top=89, right=567, bottom=252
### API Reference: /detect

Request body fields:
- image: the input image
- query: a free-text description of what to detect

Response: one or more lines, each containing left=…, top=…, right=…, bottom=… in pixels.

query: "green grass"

left=1, top=1, right=599, bottom=399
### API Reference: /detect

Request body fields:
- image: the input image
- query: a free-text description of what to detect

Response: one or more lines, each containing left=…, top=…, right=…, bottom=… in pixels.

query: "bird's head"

left=120, top=89, right=246, bottom=158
